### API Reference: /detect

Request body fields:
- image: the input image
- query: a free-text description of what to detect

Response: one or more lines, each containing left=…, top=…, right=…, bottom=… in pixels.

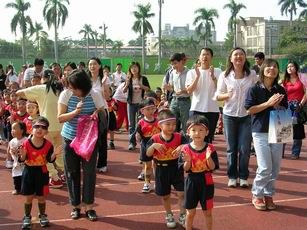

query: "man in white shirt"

left=112, top=63, right=126, bottom=89
left=23, top=58, right=44, bottom=87
left=186, top=48, right=222, bottom=143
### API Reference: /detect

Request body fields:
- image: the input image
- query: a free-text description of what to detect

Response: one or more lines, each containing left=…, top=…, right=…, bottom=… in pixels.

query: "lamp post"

left=99, top=23, right=108, bottom=57
left=158, top=0, right=164, bottom=73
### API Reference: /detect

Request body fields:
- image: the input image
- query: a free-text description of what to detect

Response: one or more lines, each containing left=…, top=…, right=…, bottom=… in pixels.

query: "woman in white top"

left=216, top=47, right=258, bottom=188
left=186, top=48, right=222, bottom=143
left=5, top=64, right=19, bottom=87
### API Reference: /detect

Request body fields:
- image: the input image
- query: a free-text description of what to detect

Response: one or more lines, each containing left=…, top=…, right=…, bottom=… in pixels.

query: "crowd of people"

left=0, top=46, right=306, bottom=230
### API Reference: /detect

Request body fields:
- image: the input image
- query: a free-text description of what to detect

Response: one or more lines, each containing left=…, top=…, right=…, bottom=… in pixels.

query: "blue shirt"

left=245, top=82, right=288, bottom=133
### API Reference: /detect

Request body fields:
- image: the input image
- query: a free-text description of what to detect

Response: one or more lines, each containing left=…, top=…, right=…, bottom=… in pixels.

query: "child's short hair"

left=12, top=120, right=27, bottom=137
left=2, top=89, right=10, bottom=96
left=17, top=97, right=27, bottom=102
left=155, top=87, right=162, bottom=93
left=144, top=90, right=158, bottom=100
left=157, top=109, right=176, bottom=121
left=32, top=74, right=42, bottom=80
left=33, top=116, right=49, bottom=129
left=140, top=97, right=156, bottom=110
left=186, top=114, right=209, bottom=130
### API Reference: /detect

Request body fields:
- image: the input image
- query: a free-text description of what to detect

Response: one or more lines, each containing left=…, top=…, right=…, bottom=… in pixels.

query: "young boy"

left=106, top=87, right=118, bottom=149
left=19, top=117, right=61, bottom=229
left=179, top=115, right=219, bottom=230
left=136, top=98, right=160, bottom=193
left=146, top=109, right=187, bottom=228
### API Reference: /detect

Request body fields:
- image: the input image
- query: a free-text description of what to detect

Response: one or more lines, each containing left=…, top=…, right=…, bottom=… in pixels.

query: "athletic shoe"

left=109, top=141, right=115, bottom=149
left=239, top=179, right=249, bottom=188
left=12, top=189, right=19, bottom=195
left=142, top=183, right=152, bottom=193
left=137, top=172, right=145, bottom=181
left=252, top=197, right=267, bottom=211
left=49, top=178, right=63, bottom=189
left=165, top=213, right=176, bottom=228
left=71, top=208, right=81, bottom=220
left=22, top=215, right=31, bottom=229
left=128, top=144, right=135, bottom=151
left=85, top=210, right=97, bottom=221
left=178, top=213, right=186, bottom=227
left=264, top=196, right=276, bottom=210
left=5, top=160, right=13, bottom=169
left=227, top=179, right=237, bottom=188
left=39, top=214, right=49, bottom=227
left=60, top=174, right=66, bottom=184
left=98, top=166, right=107, bottom=173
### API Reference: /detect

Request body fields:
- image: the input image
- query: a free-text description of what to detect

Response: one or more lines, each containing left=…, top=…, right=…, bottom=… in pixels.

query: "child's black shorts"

left=154, top=160, right=184, bottom=196
left=21, top=165, right=49, bottom=196
left=108, top=111, right=117, bottom=131
left=139, top=140, right=153, bottom=162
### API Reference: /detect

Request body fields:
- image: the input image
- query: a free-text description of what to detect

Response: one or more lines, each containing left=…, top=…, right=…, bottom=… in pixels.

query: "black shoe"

left=71, top=208, right=81, bottom=220
left=39, top=214, right=49, bottom=227
left=86, top=210, right=97, bottom=221
left=109, top=141, right=115, bottom=149
left=22, top=215, right=31, bottom=229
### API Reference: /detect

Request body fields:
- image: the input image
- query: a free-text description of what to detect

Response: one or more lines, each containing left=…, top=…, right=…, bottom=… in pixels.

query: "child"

left=179, top=115, right=219, bottom=230
left=10, top=97, right=29, bottom=123
left=106, top=87, right=118, bottom=149
left=146, top=109, right=187, bottom=228
left=8, top=121, right=27, bottom=195
left=30, top=74, right=42, bottom=86
left=136, top=98, right=160, bottom=193
left=18, top=117, right=61, bottom=229
left=23, top=101, right=39, bottom=135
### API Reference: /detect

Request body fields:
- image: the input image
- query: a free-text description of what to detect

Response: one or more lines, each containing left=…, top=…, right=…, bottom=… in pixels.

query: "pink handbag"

left=70, top=115, right=98, bottom=161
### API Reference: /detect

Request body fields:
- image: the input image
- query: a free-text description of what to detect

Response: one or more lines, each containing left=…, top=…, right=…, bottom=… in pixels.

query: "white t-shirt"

left=131, top=78, right=143, bottom=104
left=92, top=77, right=109, bottom=109
left=186, top=67, right=222, bottom=113
left=24, top=67, right=44, bottom=81
left=112, top=71, right=127, bottom=87
left=8, top=74, right=19, bottom=83
left=9, top=137, right=27, bottom=177
left=113, top=82, right=127, bottom=102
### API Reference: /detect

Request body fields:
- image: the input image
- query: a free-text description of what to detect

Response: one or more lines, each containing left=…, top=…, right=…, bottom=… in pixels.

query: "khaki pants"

left=46, top=131, right=64, bottom=179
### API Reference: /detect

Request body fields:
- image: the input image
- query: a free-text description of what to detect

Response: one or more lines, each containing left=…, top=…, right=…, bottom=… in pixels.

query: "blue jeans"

left=252, top=132, right=283, bottom=198
left=170, top=98, right=191, bottom=133
left=223, top=114, right=252, bottom=180
left=128, top=103, right=140, bottom=146
left=292, top=139, right=303, bottom=157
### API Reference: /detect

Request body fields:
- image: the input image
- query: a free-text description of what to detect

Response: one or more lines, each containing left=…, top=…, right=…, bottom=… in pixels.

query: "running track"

left=0, top=131, right=306, bottom=230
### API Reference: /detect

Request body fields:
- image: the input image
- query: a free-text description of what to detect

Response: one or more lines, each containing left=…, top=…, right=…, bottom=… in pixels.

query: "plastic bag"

left=70, top=115, right=98, bottom=161
left=268, top=109, right=293, bottom=143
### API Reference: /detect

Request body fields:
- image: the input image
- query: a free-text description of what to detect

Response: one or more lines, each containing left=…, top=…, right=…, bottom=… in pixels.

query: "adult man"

left=186, top=48, right=222, bottom=143
left=23, top=58, right=44, bottom=87
left=112, top=63, right=126, bottom=89
left=251, top=52, right=265, bottom=75
left=0, top=64, right=7, bottom=91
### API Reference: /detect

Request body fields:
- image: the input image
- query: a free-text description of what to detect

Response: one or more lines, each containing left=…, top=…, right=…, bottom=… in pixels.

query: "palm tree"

left=132, top=3, right=155, bottom=72
left=193, top=8, right=219, bottom=47
left=31, top=22, right=48, bottom=55
left=223, top=0, right=246, bottom=47
left=79, top=24, right=93, bottom=58
left=91, top=30, right=99, bottom=57
left=6, top=0, right=33, bottom=63
left=278, top=0, right=307, bottom=26
left=157, top=0, right=164, bottom=72
left=299, top=7, right=307, bottom=19
left=43, top=0, right=70, bottom=62
left=112, top=40, right=123, bottom=55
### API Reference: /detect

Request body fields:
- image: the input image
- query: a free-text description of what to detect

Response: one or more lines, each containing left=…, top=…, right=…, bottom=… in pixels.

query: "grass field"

left=147, top=74, right=164, bottom=90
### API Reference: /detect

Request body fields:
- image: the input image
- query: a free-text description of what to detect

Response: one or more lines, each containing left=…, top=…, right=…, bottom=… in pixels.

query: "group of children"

left=135, top=96, right=219, bottom=230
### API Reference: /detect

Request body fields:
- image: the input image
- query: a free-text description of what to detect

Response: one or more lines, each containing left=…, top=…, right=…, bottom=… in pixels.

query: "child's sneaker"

left=137, top=172, right=145, bottom=181
left=5, top=160, right=13, bottom=169
left=165, top=212, right=176, bottom=228
left=142, top=183, right=152, bottom=193
left=12, top=189, right=19, bottom=195
left=178, top=213, right=186, bottom=227
left=39, top=214, right=49, bottom=227
left=98, top=166, right=107, bottom=173
left=108, top=141, right=115, bottom=149
left=49, top=177, right=63, bottom=189
left=22, top=215, right=31, bottom=229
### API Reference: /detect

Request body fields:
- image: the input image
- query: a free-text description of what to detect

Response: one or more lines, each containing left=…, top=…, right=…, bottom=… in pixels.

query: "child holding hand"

left=180, top=115, right=219, bottom=230
left=23, top=101, right=39, bottom=135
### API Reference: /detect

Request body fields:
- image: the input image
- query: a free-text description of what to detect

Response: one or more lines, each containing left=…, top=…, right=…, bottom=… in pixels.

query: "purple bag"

left=70, top=115, right=98, bottom=161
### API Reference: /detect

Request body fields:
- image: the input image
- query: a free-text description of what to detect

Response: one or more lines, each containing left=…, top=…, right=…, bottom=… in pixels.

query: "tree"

left=112, top=40, right=123, bottom=55
left=278, top=0, right=307, bottom=26
left=79, top=24, right=94, bottom=59
left=132, top=3, right=155, bottom=72
left=6, top=0, right=33, bottom=63
left=43, top=0, right=70, bottom=62
left=31, top=22, right=48, bottom=55
left=223, top=0, right=246, bottom=47
left=92, top=30, right=99, bottom=57
left=193, top=8, right=219, bottom=47
left=157, top=0, right=164, bottom=72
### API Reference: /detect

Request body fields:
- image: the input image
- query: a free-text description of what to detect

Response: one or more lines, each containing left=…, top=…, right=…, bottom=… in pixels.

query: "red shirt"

left=137, top=118, right=160, bottom=140
left=107, top=98, right=118, bottom=112
left=11, top=111, right=29, bottom=122
left=23, top=117, right=34, bottom=134
left=283, top=79, right=305, bottom=102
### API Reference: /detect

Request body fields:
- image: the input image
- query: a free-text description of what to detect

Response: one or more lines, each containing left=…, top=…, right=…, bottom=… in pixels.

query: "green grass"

left=147, top=74, right=164, bottom=90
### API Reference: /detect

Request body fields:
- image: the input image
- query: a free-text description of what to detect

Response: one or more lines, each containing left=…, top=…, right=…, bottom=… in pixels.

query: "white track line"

left=0, top=197, right=306, bottom=227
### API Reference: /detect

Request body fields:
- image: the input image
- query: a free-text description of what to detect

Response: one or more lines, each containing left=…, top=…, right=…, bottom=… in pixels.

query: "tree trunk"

left=95, top=35, right=97, bottom=57
left=54, top=16, right=59, bottom=62
left=87, top=35, right=89, bottom=59
left=21, top=33, right=26, bottom=64
left=233, top=21, right=237, bottom=48
left=141, top=27, right=146, bottom=74
left=158, top=0, right=162, bottom=73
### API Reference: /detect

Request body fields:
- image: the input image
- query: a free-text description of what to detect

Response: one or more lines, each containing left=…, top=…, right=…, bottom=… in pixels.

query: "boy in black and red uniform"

left=179, top=115, right=219, bottom=230
left=146, top=109, right=187, bottom=228
left=106, top=87, right=118, bottom=149
left=19, top=117, right=61, bottom=229
left=136, top=98, right=160, bottom=193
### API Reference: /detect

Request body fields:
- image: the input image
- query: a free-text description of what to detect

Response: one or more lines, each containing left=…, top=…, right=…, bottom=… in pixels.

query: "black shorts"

left=155, top=160, right=184, bottom=196
left=139, top=140, right=153, bottom=162
left=21, top=165, right=49, bottom=196
left=108, top=111, right=117, bottom=131
left=184, top=172, right=214, bottom=210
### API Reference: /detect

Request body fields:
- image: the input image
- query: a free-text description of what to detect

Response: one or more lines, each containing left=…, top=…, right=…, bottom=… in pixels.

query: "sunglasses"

left=33, top=125, right=48, bottom=130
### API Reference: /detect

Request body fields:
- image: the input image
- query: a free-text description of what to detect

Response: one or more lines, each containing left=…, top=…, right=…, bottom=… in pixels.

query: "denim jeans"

left=252, top=132, right=283, bottom=198
left=292, top=139, right=303, bottom=157
left=128, top=103, right=140, bottom=146
left=63, top=138, right=98, bottom=206
left=223, top=114, right=252, bottom=180
left=170, top=98, right=191, bottom=133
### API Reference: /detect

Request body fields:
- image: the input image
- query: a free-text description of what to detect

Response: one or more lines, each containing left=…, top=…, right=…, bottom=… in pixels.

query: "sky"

left=0, top=0, right=305, bottom=44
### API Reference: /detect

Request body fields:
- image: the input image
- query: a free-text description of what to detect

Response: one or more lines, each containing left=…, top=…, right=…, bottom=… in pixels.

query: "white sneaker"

left=228, top=179, right=237, bottom=188
left=142, top=183, right=152, bottom=193
left=98, top=166, right=107, bottom=173
left=178, top=213, right=186, bottom=227
left=165, top=213, right=176, bottom=228
left=239, top=179, right=249, bottom=188
left=5, top=160, right=13, bottom=169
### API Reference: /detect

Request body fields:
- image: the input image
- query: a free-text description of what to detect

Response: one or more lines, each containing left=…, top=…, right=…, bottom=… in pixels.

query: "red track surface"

left=0, top=131, right=307, bottom=230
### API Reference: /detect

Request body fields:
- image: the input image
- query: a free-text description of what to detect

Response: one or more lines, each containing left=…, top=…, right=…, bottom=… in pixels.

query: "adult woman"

left=282, top=61, right=306, bottom=159
left=245, top=59, right=288, bottom=210
left=16, top=69, right=65, bottom=188
left=58, top=69, right=105, bottom=221
left=123, top=62, right=150, bottom=150
left=62, top=62, right=77, bottom=87
left=87, top=57, right=108, bottom=173
left=5, top=64, right=18, bottom=87
left=215, top=47, right=257, bottom=188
